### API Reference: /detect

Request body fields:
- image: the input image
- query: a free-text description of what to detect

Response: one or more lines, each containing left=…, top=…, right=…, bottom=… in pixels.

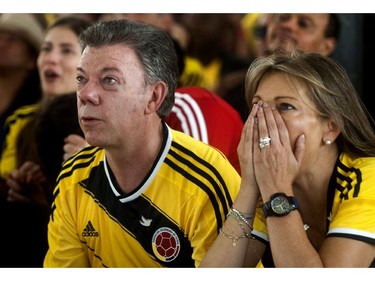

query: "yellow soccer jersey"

left=44, top=124, right=241, bottom=268
left=252, top=152, right=375, bottom=267
left=0, top=104, right=38, bottom=180
left=179, top=56, right=222, bottom=92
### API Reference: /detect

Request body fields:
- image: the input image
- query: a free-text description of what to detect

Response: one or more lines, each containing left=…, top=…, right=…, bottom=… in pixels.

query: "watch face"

left=270, top=196, right=291, bottom=215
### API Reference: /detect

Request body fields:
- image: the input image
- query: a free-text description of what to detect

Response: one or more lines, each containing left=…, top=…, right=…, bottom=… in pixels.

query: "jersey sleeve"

left=188, top=154, right=241, bottom=267
left=44, top=184, right=89, bottom=267
left=0, top=105, right=37, bottom=180
left=250, top=197, right=269, bottom=243
left=327, top=161, right=375, bottom=244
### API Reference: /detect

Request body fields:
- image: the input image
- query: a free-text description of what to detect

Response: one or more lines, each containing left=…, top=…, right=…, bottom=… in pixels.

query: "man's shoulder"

left=170, top=128, right=238, bottom=171
left=57, top=146, right=104, bottom=184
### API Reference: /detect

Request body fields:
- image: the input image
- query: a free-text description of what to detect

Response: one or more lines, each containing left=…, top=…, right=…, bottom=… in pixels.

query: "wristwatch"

left=263, top=192, right=299, bottom=217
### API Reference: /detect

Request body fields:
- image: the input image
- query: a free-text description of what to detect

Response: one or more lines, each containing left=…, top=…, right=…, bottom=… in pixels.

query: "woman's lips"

left=43, top=69, right=60, bottom=83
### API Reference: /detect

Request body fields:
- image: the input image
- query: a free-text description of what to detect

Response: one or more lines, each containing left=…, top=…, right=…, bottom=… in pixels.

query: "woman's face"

left=252, top=72, right=328, bottom=170
left=0, top=31, right=36, bottom=71
left=37, top=26, right=81, bottom=97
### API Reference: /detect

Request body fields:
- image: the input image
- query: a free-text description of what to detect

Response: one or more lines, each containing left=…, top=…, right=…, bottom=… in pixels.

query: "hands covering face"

left=238, top=101, right=305, bottom=200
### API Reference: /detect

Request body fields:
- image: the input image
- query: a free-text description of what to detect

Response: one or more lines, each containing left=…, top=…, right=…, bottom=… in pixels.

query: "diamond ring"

left=259, top=136, right=271, bottom=149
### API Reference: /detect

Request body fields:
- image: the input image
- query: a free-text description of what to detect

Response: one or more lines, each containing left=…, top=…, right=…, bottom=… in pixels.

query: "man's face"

left=76, top=44, right=151, bottom=149
left=265, top=14, right=336, bottom=56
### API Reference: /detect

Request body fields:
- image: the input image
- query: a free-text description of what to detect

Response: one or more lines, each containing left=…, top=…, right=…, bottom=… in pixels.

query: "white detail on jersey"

left=104, top=126, right=173, bottom=203
left=172, top=92, right=208, bottom=144
left=139, top=216, right=153, bottom=227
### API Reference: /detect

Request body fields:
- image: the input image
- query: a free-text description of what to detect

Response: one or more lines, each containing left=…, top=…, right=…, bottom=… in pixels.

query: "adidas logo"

left=82, top=220, right=99, bottom=237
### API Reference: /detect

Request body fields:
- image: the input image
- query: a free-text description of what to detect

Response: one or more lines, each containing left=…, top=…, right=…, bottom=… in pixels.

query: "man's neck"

left=105, top=121, right=165, bottom=194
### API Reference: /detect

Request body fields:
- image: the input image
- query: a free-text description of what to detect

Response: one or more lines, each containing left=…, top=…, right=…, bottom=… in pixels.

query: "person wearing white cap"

left=0, top=13, right=45, bottom=151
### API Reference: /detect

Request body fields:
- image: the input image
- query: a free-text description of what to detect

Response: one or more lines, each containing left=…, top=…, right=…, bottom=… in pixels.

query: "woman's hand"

left=63, top=134, right=89, bottom=162
left=7, top=161, right=48, bottom=204
left=237, top=102, right=260, bottom=192
left=253, top=102, right=305, bottom=199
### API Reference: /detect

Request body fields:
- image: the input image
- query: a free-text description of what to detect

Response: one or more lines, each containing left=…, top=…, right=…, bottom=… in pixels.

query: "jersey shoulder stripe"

left=51, top=146, right=103, bottom=222
left=167, top=140, right=234, bottom=230
left=336, top=158, right=362, bottom=198
left=171, top=140, right=233, bottom=205
left=56, top=146, right=103, bottom=185
left=4, top=104, right=38, bottom=125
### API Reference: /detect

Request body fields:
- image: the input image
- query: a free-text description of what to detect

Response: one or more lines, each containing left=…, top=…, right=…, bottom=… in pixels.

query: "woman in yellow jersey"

left=1, top=16, right=91, bottom=203
left=201, top=51, right=375, bottom=267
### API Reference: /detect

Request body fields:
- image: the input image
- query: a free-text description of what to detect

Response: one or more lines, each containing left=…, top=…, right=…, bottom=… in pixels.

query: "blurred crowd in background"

left=1, top=13, right=374, bottom=125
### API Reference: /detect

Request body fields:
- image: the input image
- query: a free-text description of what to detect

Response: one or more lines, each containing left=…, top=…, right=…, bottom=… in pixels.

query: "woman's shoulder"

left=338, top=152, right=375, bottom=171
left=336, top=152, right=375, bottom=196
left=8, top=103, right=39, bottom=118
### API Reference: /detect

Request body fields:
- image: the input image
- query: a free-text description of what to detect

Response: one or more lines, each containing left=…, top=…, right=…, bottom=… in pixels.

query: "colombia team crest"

left=152, top=227, right=180, bottom=262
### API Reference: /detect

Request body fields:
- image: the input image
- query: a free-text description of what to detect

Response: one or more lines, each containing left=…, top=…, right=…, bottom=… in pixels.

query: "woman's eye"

left=40, top=46, right=52, bottom=53
left=278, top=103, right=295, bottom=111
left=62, top=48, right=75, bottom=55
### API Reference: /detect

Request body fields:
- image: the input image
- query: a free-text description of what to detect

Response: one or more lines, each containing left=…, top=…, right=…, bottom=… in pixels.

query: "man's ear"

left=145, top=82, right=167, bottom=114
left=322, top=119, right=341, bottom=144
left=321, top=37, right=337, bottom=56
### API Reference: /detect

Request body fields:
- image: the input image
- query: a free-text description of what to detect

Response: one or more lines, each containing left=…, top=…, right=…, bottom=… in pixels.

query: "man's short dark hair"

left=79, top=19, right=179, bottom=118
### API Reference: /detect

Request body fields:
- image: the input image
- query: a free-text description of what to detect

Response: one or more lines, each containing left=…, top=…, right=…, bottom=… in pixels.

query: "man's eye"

left=103, top=77, right=117, bottom=85
left=298, top=19, right=311, bottom=29
left=76, top=75, right=86, bottom=84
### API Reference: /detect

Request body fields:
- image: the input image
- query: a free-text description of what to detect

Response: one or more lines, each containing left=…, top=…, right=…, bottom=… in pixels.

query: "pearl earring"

left=325, top=139, right=332, bottom=145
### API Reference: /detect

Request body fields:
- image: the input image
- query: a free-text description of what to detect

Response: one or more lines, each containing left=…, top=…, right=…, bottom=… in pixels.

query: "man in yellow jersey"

left=44, top=19, right=241, bottom=267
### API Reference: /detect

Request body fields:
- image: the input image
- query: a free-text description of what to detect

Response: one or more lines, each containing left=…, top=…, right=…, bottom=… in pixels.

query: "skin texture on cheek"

left=290, top=114, right=325, bottom=172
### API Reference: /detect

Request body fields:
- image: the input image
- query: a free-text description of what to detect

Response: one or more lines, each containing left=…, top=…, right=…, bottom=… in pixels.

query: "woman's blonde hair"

left=245, top=51, right=375, bottom=156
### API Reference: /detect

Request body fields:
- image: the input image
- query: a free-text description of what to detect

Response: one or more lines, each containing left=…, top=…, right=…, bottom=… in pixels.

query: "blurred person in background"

left=182, top=14, right=250, bottom=94
left=264, top=14, right=339, bottom=57
left=2, top=16, right=91, bottom=204
left=0, top=16, right=90, bottom=268
left=0, top=13, right=44, bottom=159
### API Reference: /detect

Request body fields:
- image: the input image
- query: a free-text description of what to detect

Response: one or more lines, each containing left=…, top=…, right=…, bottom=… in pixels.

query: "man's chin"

left=84, top=135, right=102, bottom=148
left=268, top=40, right=298, bottom=55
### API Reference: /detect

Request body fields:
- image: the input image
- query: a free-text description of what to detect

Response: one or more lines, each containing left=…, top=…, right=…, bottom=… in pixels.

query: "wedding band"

left=259, top=136, right=271, bottom=149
